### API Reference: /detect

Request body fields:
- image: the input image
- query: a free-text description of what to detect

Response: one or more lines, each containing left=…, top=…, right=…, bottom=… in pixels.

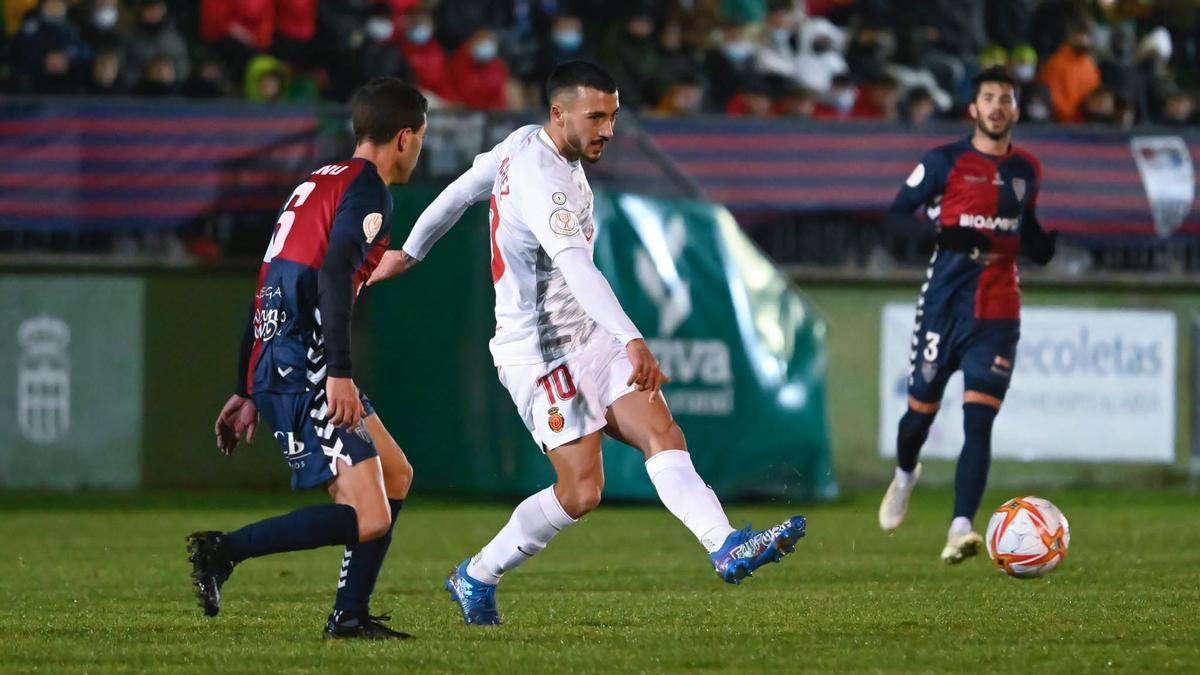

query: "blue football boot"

left=444, top=558, right=501, bottom=626
left=710, top=516, right=807, bottom=584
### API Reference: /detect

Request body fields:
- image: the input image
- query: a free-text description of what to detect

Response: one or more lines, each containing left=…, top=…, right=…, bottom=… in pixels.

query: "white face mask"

left=723, top=40, right=754, bottom=63
left=471, top=39, right=498, bottom=62
left=366, top=18, right=394, bottom=42
left=833, top=89, right=857, bottom=112
left=407, top=23, right=432, bottom=45
left=94, top=6, right=118, bottom=29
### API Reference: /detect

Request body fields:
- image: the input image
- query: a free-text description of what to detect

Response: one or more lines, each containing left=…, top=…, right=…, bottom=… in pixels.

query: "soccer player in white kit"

left=368, top=62, right=806, bottom=625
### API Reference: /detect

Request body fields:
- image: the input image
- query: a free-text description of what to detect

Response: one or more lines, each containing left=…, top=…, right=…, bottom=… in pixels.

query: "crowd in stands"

left=2, top=0, right=1197, bottom=126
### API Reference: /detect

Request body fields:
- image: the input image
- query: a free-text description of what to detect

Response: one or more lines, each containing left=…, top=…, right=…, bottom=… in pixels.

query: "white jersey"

left=402, top=124, right=611, bottom=366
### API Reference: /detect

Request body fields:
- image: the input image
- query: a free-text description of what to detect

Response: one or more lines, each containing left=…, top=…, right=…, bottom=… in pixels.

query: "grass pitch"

left=1, top=488, right=1196, bottom=674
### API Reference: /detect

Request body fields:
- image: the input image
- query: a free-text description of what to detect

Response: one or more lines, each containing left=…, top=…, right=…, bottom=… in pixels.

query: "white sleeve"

left=555, top=247, right=642, bottom=346
left=401, top=144, right=501, bottom=261
left=518, top=168, right=591, bottom=260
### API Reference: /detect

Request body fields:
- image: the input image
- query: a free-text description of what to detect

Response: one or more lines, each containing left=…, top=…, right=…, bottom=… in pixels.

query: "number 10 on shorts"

left=538, top=365, right=577, bottom=404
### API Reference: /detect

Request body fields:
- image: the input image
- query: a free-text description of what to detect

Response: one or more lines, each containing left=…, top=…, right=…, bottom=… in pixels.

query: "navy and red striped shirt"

left=237, top=158, right=392, bottom=396
left=888, top=136, right=1054, bottom=321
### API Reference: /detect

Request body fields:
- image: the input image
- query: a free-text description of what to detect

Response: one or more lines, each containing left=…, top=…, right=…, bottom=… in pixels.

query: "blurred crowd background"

left=4, top=0, right=1199, bottom=128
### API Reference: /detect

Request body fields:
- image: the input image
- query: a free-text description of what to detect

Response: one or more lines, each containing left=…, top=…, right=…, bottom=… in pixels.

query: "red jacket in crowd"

left=448, top=43, right=509, bottom=110
left=274, top=0, right=316, bottom=43
left=201, top=0, right=274, bottom=51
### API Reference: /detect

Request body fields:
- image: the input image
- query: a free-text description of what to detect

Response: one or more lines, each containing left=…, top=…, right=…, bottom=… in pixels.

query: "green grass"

left=1, top=489, right=1197, bottom=674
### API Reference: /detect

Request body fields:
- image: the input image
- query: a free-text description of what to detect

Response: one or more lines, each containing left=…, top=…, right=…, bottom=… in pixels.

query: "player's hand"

left=366, top=250, right=418, bottom=286
left=326, top=376, right=365, bottom=429
left=625, top=339, right=671, bottom=402
left=215, top=394, right=258, bottom=457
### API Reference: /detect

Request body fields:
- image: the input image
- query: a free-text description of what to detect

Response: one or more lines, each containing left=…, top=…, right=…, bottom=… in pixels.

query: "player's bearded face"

left=971, top=83, right=1018, bottom=141
left=561, top=88, right=618, bottom=163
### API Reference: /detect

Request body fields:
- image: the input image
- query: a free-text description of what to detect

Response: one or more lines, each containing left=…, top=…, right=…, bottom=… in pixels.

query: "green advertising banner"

left=0, top=275, right=144, bottom=489
left=367, top=187, right=835, bottom=502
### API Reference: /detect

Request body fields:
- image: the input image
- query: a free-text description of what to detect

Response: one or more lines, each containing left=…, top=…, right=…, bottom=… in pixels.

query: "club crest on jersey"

left=921, top=360, right=938, bottom=383
left=1012, top=178, right=1026, bottom=201
left=363, top=213, right=383, bottom=243
left=549, top=208, right=580, bottom=237
left=547, top=406, right=565, bottom=432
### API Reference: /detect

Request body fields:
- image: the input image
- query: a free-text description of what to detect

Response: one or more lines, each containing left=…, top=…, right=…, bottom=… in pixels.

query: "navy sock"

left=225, top=503, right=358, bottom=564
left=896, top=408, right=935, bottom=472
left=334, top=499, right=404, bottom=614
left=954, top=403, right=998, bottom=520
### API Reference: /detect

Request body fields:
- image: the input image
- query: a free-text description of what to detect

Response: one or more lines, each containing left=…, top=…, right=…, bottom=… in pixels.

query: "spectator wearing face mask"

left=1135, top=27, right=1175, bottom=125
left=794, top=11, right=848, bottom=95
left=126, top=0, right=189, bottom=87
left=353, top=3, right=412, bottom=87
left=703, top=21, right=760, bottom=111
left=527, top=13, right=590, bottom=103
left=1008, top=44, right=1053, bottom=125
left=598, top=9, right=662, bottom=111
left=399, top=9, right=454, bottom=104
left=71, top=0, right=125, bottom=52
left=812, top=74, right=859, bottom=119
left=432, top=0, right=508, bottom=52
left=11, top=0, right=90, bottom=92
left=1038, top=23, right=1101, bottom=122
left=448, top=28, right=511, bottom=110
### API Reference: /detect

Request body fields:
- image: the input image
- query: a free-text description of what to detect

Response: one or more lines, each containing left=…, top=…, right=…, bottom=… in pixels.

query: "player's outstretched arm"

left=383, top=145, right=502, bottom=279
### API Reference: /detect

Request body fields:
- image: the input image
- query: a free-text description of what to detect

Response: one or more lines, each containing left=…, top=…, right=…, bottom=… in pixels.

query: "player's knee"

left=558, top=479, right=603, bottom=518
left=898, top=408, right=936, bottom=446
left=354, top=504, right=392, bottom=542
left=383, top=456, right=413, bottom=500
left=646, top=420, right=686, bottom=455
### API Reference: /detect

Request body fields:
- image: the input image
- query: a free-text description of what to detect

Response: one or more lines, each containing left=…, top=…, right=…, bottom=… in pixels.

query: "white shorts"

left=497, top=335, right=637, bottom=452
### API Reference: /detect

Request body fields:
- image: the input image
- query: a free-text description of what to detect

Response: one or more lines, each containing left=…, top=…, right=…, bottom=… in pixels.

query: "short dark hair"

left=545, top=61, right=617, bottom=101
left=351, top=78, right=428, bottom=145
left=971, top=66, right=1018, bottom=100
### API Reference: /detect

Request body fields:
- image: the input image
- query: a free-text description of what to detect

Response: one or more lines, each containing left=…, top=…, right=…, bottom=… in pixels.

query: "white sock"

left=894, top=466, right=916, bottom=488
left=949, top=516, right=973, bottom=537
left=467, top=486, right=576, bottom=585
left=645, top=449, right=735, bottom=553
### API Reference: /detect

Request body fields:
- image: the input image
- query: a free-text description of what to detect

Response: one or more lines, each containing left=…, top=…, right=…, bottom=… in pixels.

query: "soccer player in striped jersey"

left=188, top=79, right=425, bottom=639
left=878, top=67, right=1058, bottom=563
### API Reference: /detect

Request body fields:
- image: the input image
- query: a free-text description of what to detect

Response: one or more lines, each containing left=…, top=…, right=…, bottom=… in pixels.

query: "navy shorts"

left=253, top=387, right=378, bottom=491
left=907, top=315, right=1020, bottom=403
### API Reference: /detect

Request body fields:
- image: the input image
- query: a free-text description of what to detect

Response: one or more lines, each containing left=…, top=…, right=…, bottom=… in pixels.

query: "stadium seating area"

left=3, top=0, right=1198, bottom=126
